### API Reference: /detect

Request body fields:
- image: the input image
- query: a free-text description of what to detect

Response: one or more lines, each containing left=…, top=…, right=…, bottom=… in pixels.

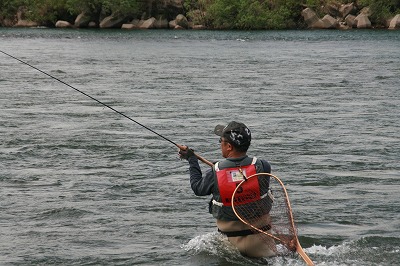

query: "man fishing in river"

left=179, top=121, right=276, bottom=257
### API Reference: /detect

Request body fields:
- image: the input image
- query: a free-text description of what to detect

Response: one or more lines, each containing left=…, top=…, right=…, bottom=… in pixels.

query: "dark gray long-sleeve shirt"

left=187, top=156, right=214, bottom=196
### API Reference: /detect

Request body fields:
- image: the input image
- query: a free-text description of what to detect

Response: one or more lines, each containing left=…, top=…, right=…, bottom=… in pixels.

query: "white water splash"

left=183, top=233, right=313, bottom=265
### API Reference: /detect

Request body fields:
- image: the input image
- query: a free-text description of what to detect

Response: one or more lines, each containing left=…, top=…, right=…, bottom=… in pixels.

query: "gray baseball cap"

left=214, top=121, right=251, bottom=147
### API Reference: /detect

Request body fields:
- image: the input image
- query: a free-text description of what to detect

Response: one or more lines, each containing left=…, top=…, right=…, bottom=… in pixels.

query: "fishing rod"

left=1, top=50, right=213, bottom=167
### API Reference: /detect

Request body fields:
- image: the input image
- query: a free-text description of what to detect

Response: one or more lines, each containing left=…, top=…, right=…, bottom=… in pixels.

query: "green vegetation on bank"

left=1, top=0, right=399, bottom=29
left=0, top=0, right=140, bottom=25
left=184, top=0, right=303, bottom=29
left=359, top=0, right=400, bottom=24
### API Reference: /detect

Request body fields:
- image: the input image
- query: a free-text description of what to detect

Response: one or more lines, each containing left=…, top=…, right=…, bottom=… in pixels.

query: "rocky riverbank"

left=2, top=1, right=400, bottom=30
left=301, top=3, right=400, bottom=30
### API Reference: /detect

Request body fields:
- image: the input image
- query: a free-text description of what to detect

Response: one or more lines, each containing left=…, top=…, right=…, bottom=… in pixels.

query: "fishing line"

left=1, top=50, right=178, bottom=147
left=1, top=50, right=214, bottom=166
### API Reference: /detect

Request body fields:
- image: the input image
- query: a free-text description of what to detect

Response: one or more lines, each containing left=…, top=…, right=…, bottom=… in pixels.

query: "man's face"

left=219, top=137, right=231, bottom=158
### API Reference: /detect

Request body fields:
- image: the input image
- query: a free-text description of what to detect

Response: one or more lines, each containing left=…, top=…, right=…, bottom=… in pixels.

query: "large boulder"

left=139, top=17, right=156, bottom=29
left=322, top=14, right=339, bottom=29
left=355, top=14, right=371, bottom=29
left=345, top=14, right=357, bottom=28
left=301, top=8, right=326, bottom=29
left=131, top=19, right=142, bottom=27
left=359, top=7, right=372, bottom=17
left=174, top=25, right=185, bottom=30
left=169, top=19, right=177, bottom=28
left=339, top=3, right=355, bottom=18
left=175, top=14, right=188, bottom=28
left=121, top=23, right=137, bottom=30
left=324, top=3, right=340, bottom=17
left=75, top=12, right=92, bottom=28
left=389, top=14, right=400, bottom=29
left=55, top=20, right=73, bottom=28
left=15, top=19, right=38, bottom=27
left=99, top=14, right=127, bottom=28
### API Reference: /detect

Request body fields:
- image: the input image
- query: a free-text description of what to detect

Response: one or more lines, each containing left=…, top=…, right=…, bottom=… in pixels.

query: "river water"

left=0, top=28, right=399, bottom=265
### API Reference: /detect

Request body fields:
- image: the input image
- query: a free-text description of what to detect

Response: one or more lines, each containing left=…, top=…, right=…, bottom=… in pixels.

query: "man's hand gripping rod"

left=176, top=144, right=214, bottom=167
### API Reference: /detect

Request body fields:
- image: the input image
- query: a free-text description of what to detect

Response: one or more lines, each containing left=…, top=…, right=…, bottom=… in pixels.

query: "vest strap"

left=212, top=199, right=223, bottom=207
left=214, top=162, right=220, bottom=171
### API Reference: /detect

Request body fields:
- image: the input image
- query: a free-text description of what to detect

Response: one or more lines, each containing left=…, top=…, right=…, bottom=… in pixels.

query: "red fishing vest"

left=215, top=162, right=261, bottom=206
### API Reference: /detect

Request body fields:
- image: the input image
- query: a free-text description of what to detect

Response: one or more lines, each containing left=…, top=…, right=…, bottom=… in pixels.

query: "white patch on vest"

left=229, top=170, right=246, bottom=182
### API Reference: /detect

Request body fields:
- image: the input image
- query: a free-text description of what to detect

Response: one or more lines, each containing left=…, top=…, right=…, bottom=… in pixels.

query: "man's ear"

left=227, top=143, right=233, bottom=151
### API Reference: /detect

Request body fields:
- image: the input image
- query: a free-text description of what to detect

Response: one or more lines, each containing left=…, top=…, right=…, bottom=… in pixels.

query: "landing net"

left=232, top=173, right=299, bottom=254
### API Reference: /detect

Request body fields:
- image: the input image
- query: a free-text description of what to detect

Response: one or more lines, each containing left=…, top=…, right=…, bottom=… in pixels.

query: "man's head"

left=214, top=121, right=251, bottom=153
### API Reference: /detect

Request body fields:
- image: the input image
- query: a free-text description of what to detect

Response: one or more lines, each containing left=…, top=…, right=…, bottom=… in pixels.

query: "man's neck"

left=226, top=151, right=246, bottom=158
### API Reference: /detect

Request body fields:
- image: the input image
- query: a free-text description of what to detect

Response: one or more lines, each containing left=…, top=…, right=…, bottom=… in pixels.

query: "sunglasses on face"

left=219, top=138, right=228, bottom=143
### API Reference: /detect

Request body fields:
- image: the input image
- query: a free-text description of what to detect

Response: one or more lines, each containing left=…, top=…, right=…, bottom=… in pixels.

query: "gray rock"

left=355, top=14, right=371, bottom=29
left=15, top=19, right=38, bottom=27
left=175, top=14, right=188, bottom=28
left=121, top=23, right=137, bottom=30
left=339, top=3, right=355, bottom=18
left=322, top=15, right=339, bottom=29
left=324, top=3, right=340, bottom=17
left=139, top=17, right=156, bottom=29
left=301, top=8, right=326, bottom=29
left=75, top=12, right=92, bottom=28
left=55, top=20, right=73, bottom=28
left=169, top=19, right=177, bottom=29
left=100, top=14, right=126, bottom=29
left=389, top=14, right=400, bottom=29
left=345, top=14, right=357, bottom=28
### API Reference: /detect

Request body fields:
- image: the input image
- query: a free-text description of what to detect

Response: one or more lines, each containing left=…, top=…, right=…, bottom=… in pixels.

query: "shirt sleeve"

left=187, top=156, right=214, bottom=196
left=260, top=159, right=271, bottom=173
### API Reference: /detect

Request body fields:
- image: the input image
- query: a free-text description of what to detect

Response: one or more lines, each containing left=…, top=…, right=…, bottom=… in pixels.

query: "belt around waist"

left=218, top=224, right=271, bottom=237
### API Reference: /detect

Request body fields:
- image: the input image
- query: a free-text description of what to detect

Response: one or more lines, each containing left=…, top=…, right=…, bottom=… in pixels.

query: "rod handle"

left=177, top=144, right=214, bottom=167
